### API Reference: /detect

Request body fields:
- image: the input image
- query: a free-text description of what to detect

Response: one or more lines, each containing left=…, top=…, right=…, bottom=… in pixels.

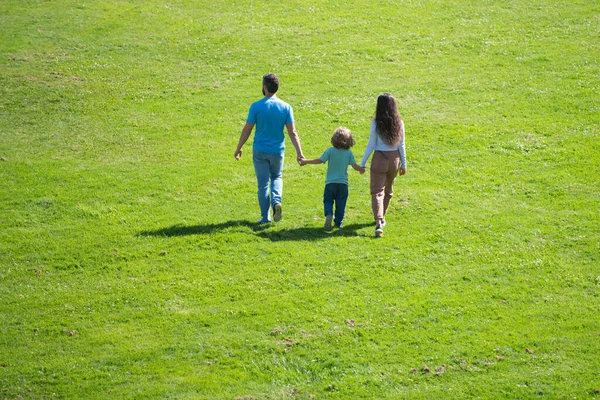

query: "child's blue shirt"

left=319, top=147, right=356, bottom=185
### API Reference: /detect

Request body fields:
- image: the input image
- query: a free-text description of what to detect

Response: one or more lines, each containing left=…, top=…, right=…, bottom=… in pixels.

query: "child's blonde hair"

left=331, top=126, right=355, bottom=150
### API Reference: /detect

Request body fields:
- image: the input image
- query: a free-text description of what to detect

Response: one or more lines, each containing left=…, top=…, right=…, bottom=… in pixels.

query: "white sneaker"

left=273, top=203, right=282, bottom=222
left=375, top=224, right=383, bottom=237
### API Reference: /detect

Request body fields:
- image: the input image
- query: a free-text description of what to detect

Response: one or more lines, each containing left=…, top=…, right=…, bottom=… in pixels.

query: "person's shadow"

left=139, top=220, right=373, bottom=242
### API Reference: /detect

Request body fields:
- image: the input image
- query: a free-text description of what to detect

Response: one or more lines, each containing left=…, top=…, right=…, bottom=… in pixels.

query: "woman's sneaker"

left=375, top=223, right=384, bottom=237
left=324, top=214, right=333, bottom=231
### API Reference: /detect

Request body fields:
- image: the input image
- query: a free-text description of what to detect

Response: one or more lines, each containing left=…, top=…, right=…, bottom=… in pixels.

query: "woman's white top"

left=360, top=119, right=407, bottom=169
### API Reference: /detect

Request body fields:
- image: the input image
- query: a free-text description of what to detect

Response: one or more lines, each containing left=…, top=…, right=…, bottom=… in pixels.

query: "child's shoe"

left=324, top=214, right=333, bottom=231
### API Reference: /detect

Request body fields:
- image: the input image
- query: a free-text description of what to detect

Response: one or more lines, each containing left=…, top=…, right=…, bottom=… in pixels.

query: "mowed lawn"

left=1, top=0, right=598, bottom=398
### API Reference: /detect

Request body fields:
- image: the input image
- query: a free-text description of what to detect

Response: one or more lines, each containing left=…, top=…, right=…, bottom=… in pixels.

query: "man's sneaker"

left=375, top=223, right=384, bottom=237
left=324, top=214, right=333, bottom=231
left=273, top=203, right=282, bottom=222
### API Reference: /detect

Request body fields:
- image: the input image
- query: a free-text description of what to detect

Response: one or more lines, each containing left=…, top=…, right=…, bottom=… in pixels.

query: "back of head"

left=262, top=73, right=279, bottom=94
left=331, top=126, right=355, bottom=150
left=375, top=93, right=403, bottom=145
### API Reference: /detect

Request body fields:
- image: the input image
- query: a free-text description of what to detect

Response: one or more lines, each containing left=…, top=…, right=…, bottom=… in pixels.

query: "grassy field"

left=1, top=0, right=599, bottom=398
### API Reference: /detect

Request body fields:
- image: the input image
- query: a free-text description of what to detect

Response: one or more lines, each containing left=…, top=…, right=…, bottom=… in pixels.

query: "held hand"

left=359, top=166, right=366, bottom=174
left=398, top=167, right=406, bottom=176
left=297, top=155, right=305, bottom=165
left=234, top=148, right=243, bottom=160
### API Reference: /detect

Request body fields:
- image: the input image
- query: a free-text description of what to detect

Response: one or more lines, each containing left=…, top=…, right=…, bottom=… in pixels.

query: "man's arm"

left=234, top=122, right=254, bottom=160
left=285, top=122, right=304, bottom=163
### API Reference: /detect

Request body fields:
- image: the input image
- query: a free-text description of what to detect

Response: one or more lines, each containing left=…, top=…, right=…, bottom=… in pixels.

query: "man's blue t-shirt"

left=247, top=96, right=294, bottom=155
left=319, top=147, right=356, bottom=185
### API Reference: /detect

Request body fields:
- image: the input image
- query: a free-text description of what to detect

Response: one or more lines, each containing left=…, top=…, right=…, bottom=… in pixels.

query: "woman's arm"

left=398, top=121, right=406, bottom=172
left=360, top=120, right=377, bottom=167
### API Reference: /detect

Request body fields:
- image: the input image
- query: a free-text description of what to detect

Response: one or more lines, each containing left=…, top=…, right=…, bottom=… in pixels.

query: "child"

left=300, top=127, right=365, bottom=231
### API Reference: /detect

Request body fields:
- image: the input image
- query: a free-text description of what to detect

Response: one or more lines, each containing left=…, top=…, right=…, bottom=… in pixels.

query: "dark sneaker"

left=324, top=214, right=333, bottom=231
left=273, top=203, right=282, bottom=222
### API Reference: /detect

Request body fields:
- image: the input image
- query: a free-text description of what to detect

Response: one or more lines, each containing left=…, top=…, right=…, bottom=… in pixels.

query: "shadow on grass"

left=257, top=222, right=373, bottom=242
left=139, top=220, right=373, bottom=241
left=139, top=220, right=259, bottom=237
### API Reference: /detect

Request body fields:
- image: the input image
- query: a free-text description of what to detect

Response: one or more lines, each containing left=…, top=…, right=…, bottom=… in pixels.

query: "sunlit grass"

left=1, top=0, right=598, bottom=398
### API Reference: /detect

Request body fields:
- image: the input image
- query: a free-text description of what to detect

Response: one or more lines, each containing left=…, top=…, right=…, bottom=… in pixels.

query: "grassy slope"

left=1, top=0, right=598, bottom=398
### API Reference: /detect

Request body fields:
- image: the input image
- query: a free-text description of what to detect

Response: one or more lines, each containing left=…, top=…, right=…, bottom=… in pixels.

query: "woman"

left=359, top=93, right=407, bottom=237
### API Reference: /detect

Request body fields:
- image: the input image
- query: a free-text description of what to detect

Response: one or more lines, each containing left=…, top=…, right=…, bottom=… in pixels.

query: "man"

left=234, top=73, right=304, bottom=224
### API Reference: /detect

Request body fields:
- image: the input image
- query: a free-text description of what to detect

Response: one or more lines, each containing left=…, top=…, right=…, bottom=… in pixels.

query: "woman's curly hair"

left=375, top=93, right=403, bottom=145
left=331, top=126, right=356, bottom=150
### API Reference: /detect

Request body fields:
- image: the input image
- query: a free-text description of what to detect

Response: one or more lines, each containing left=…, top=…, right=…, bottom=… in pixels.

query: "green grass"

left=1, top=0, right=599, bottom=398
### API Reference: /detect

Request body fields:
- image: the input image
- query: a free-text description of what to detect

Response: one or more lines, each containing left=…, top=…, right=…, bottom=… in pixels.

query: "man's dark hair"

left=262, top=73, right=279, bottom=94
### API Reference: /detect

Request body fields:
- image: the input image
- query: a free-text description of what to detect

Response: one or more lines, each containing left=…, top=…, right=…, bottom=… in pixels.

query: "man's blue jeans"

left=253, top=149, right=283, bottom=222
left=323, top=183, right=348, bottom=228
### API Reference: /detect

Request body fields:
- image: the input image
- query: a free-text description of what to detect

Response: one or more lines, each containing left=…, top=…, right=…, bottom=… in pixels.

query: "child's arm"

left=351, top=163, right=366, bottom=174
left=300, top=158, right=324, bottom=166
